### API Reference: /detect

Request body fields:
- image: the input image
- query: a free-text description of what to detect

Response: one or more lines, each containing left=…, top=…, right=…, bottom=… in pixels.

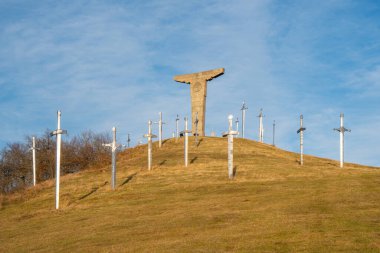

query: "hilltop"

left=0, top=137, right=379, bottom=252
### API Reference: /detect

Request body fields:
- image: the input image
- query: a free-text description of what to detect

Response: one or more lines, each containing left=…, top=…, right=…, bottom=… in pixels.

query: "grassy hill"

left=0, top=137, right=379, bottom=252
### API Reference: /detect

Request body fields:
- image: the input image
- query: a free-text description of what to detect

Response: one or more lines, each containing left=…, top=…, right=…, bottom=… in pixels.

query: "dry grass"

left=0, top=137, right=379, bottom=252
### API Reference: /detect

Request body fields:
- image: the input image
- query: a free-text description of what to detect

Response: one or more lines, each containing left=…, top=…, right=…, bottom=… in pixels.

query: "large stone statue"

left=174, top=68, right=225, bottom=136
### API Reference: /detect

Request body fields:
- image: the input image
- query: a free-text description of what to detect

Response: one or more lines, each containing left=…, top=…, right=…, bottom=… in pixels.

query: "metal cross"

left=154, top=112, right=166, bottom=148
left=297, top=115, right=306, bottom=165
left=240, top=101, right=248, bottom=138
left=222, top=115, right=239, bottom=179
left=50, top=111, right=67, bottom=210
left=182, top=117, right=192, bottom=167
left=257, top=108, right=265, bottom=143
left=333, top=113, right=351, bottom=168
left=102, top=127, right=121, bottom=190
left=143, top=120, right=157, bottom=170
left=28, top=136, right=38, bottom=186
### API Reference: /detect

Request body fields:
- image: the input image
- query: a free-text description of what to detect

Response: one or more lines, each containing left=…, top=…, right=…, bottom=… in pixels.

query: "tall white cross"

left=29, top=136, right=38, bottom=186
left=154, top=112, right=165, bottom=148
left=258, top=108, right=264, bottom=143
left=102, top=127, right=121, bottom=190
left=144, top=120, right=157, bottom=170
left=297, top=115, right=306, bottom=165
left=240, top=102, right=248, bottom=138
left=50, top=111, right=67, bottom=210
left=183, top=117, right=192, bottom=167
left=334, top=113, right=351, bottom=168
left=222, top=115, right=239, bottom=179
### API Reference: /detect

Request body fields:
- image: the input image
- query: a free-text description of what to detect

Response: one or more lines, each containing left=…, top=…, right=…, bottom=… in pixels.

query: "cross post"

left=50, top=111, right=67, bottom=210
left=222, top=115, right=239, bottom=179
left=102, top=127, right=121, bottom=189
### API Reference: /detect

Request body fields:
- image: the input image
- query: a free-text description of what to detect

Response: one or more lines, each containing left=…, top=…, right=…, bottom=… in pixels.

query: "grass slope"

left=0, top=137, right=379, bottom=252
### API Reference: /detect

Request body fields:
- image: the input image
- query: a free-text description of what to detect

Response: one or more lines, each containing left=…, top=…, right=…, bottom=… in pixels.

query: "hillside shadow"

left=78, top=181, right=108, bottom=200
left=195, top=138, right=203, bottom=147
left=233, top=166, right=238, bottom=177
left=162, top=139, right=169, bottom=145
left=159, top=160, right=167, bottom=166
left=120, top=173, right=138, bottom=186
left=190, top=157, right=198, bottom=164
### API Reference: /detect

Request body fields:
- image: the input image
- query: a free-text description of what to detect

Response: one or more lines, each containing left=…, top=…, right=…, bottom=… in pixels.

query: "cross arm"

left=173, top=68, right=225, bottom=83
left=297, top=127, right=306, bottom=134
left=334, top=127, right=351, bottom=133
left=222, top=130, right=239, bottom=137
left=50, top=129, right=67, bottom=136
left=144, top=134, right=157, bottom=138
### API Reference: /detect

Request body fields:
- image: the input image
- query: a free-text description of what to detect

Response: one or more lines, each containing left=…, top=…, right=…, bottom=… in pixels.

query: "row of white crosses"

left=142, top=113, right=198, bottom=169
left=36, top=109, right=350, bottom=209
left=240, top=102, right=267, bottom=143
left=297, top=113, right=351, bottom=168
left=143, top=113, right=239, bottom=179
left=48, top=111, right=125, bottom=209
left=240, top=101, right=351, bottom=167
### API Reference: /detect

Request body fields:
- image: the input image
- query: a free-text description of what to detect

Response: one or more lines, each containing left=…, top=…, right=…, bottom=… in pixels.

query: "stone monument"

left=174, top=68, right=225, bottom=136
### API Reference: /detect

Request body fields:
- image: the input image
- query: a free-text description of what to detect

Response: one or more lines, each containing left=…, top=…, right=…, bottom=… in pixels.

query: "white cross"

left=28, top=136, right=38, bottom=186
left=257, top=108, right=265, bottom=143
left=102, top=127, right=121, bottom=189
left=144, top=120, right=157, bottom=170
left=154, top=112, right=166, bottom=148
left=297, top=115, right=306, bottom=165
left=240, top=102, right=248, bottom=138
left=181, top=117, right=192, bottom=167
left=222, top=115, right=239, bottom=179
left=334, top=113, right=351, bottom=168
left=50, top=111, right=67, bottom=210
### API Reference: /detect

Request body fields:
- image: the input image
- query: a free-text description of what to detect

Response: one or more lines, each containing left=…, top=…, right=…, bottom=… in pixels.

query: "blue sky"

left=0, top=0, right=379, bottom=166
